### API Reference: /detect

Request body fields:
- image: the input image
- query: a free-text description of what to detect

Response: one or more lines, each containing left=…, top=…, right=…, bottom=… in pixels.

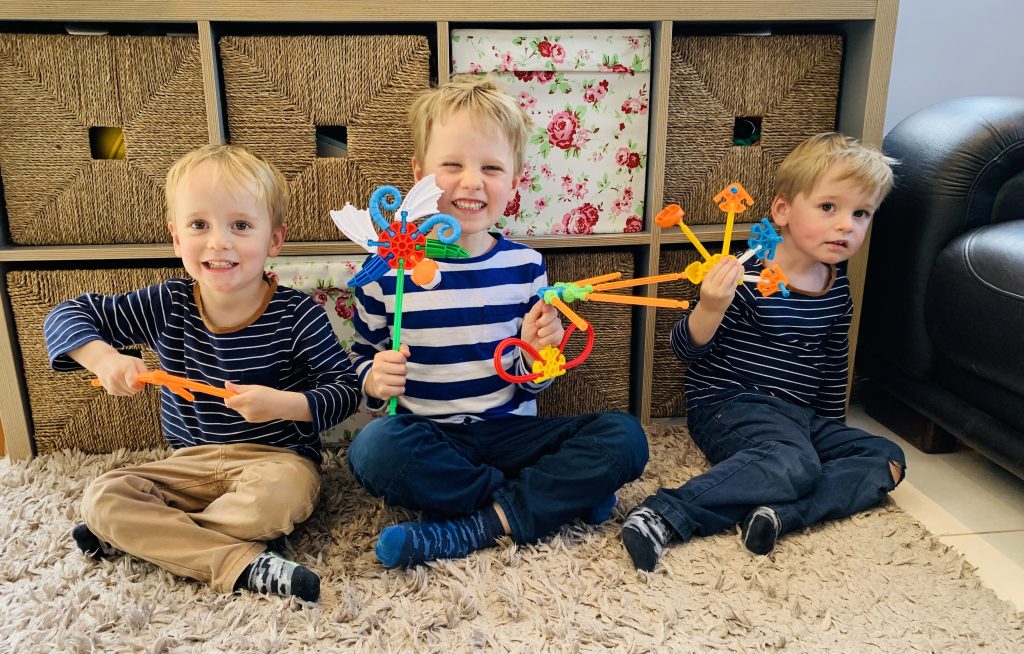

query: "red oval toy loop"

left=493, top=337, right=542, bottom=383
left=560, top=323, right=595, bottom=371
left=492, top=322, right=596, bottom=384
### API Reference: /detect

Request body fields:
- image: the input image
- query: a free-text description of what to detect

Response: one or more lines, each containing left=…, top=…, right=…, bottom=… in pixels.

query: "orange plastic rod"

left=586, top=294, right=690, bottom=310
left=572, top=272, right=622, bottom=287
left=590, top=270, right=689, bottom=292
left=548, top=296, right=590, bottom=331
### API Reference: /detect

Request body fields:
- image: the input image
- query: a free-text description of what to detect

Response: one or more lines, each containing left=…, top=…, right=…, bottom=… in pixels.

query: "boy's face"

left=771, top=167, right=882, bottom=267
left=412, top=109, right=516, bottom=253
left=169, top=160, right=285, bottom=301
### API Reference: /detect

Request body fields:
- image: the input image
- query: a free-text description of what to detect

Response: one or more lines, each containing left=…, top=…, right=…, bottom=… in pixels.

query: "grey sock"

left=71, top=523, right=121, bottom=560
left=741, top=506, right=782, bottom=555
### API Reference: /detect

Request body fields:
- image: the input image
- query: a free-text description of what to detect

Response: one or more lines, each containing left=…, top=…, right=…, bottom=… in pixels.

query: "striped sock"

left=621, top=506, right=674, bottom=571
left=236, top=551, right=320, bottom=602
left=375, top=506, right=505, bottom=568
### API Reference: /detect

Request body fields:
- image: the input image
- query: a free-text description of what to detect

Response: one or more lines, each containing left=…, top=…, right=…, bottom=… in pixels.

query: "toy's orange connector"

left=91, top=370, right=237, bottom=402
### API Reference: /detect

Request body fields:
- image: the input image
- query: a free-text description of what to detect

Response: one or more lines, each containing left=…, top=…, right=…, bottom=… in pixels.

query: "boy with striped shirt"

left=623, top=133, right=907, bottom=570
left=347, top=76, right=648, bottom=567
left=44, top=145, right=361, bottom=602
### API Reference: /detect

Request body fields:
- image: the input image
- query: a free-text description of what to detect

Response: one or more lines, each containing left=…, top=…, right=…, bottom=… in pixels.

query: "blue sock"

left=585, top=493, right=618, bottom=524
left=375, top=506, right=505, bottom=568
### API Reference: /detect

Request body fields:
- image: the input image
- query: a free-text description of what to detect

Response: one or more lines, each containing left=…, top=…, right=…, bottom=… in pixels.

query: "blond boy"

left=346, top=76, right=648, bottom=567
left=44, top=144, right=361, bottom=601
left=623, top=133, right=906, bottom=570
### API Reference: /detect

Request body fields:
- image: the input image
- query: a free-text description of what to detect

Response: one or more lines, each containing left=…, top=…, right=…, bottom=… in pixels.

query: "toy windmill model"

left=656, top=182, right=789, bottom=298
left=330, top=174, right=468, bottom=415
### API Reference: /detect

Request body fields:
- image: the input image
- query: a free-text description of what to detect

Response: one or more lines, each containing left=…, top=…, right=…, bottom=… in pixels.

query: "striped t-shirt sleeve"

left=44, top=283, right=172, bottom=370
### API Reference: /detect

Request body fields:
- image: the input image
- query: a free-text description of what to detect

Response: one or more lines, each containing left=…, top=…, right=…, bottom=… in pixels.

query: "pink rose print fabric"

left=266, top=255, right=376, bottom=443
left=451, top=29, right=651, bottom=235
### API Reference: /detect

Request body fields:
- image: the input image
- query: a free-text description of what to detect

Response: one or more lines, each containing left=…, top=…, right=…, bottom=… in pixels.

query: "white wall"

left=884, top=0, right=1024, bottom=134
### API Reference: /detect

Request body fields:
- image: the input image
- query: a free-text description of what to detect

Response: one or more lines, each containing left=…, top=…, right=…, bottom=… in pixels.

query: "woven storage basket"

left=0, top=34, right=209, bottom=245
left=219, top=35, right=431, bottom=242
left=663, top=34, right=842, bottom=225
left=650, top=247, right=703, bottom=418
left=536, top=250, right=634, bottom=417
left=7, top=267, right=184, bottom=454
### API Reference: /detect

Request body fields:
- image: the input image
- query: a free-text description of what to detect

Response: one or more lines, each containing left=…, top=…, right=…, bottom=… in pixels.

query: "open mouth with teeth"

left=203, top=261, right=238, bottom=270
left=452, top=199, right=486, bottom=211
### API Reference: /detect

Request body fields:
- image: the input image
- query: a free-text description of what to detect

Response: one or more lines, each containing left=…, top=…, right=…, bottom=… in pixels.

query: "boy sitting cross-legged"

left=347, top=76, right=649, bottom=567
left=44, top=144, right=362, bottom=602
left=622, top=133, right=907, bottom=570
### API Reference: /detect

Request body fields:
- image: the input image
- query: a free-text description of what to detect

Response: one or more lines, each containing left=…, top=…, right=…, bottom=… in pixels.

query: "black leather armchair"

left=858, top=96, right=1024, bottom=480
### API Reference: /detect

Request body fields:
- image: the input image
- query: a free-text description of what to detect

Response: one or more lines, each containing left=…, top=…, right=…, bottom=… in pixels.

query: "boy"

left=347, top=76, right=648, bottom=568
left=44, top=144, right=361, bottom=602
left=622, top=133, right=906, bottom=571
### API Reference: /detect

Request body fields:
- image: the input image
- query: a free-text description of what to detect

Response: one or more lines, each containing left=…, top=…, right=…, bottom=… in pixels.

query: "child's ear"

left=168, top=222, right=182, bottom=256
left=770, top=194, right=790, bottom=227
left=268, top=224, right=286, bottom=257
left=412, top=157, right=424, bottom=182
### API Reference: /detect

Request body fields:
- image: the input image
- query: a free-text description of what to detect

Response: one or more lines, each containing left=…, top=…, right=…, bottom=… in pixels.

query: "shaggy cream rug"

left=1, top=425, right=1022, bottom=653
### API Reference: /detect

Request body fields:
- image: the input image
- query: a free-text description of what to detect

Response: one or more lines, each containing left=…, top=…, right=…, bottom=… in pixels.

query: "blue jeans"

left=346, top=412, right=648, bottom=542
left=645, top=394, right=906, bottom=540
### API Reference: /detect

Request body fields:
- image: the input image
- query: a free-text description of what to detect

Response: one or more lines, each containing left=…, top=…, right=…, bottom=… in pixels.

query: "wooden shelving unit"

left=0, top=0, right=899, bottom=459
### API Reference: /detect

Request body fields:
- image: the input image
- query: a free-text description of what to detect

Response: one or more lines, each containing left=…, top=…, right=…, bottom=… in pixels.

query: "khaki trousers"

left=81, top=444, right=321, bottom=593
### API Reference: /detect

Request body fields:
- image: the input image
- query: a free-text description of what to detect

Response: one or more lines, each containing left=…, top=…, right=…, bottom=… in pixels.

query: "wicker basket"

left=536, top=250, right=634, bottom=417
left=663, top=34, right=843, bottom=225
left=650, top=247, right=703, bottom=418
left=0, top=34, right=209, bottom=245
left=6, top=267, right=184, bottom=454
left=219, top=35, right=431, bottom=242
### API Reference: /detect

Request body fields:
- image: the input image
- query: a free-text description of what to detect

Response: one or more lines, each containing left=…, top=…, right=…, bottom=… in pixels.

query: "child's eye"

left=442, top=162, right=462, bottom=169
left=853, top=209, right=872, bottom=219
left=819, top=202, right=835, bottom=212
left=188, top=219, right=207, bottom=230
left=233, top=221, right=253, bottom=231
left=483, top=165, right=505, bottom=173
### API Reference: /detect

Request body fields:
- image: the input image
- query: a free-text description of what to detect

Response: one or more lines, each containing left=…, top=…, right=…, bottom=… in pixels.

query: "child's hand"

left=224, top=383, right=311, bottom=423
left=90, top=348, right=148, bottom=396
left=520, top=301, right=565, bottom=366
left=698, top=256, right=745, bottom=315
left=365, top=344, right=410, bottom=401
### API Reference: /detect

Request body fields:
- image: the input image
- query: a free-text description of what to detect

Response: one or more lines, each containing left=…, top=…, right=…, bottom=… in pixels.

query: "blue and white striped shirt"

left=671, top=262, right=852, bottom=421
left=351, top=234, right=551, bottom=422
left=44, top=278, right=361, bottom=463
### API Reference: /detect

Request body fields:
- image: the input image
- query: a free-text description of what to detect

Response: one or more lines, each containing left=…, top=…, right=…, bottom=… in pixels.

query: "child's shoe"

left=741, top=506, right=782, bottom=555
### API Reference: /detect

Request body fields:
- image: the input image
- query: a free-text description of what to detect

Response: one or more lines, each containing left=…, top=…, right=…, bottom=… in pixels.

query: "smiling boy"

left=44, top=144, right=361, bottom=602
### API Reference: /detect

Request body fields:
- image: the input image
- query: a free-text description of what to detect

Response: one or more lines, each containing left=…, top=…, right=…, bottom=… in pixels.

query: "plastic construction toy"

left=330, top=174, right=468, bottom=415
left=91, top=370, right=236, bottom=402
left=655, top=182, right=789, bottom=298
left=493, top=269, right=693, bottom=384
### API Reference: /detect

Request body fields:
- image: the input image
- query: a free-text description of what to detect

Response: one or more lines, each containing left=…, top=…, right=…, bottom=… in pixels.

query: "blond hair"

left=165, top=144, right=289, bottom=229
left=774, top=132, right=897, bottom=202
left=409, top=75, right=531, bottom=176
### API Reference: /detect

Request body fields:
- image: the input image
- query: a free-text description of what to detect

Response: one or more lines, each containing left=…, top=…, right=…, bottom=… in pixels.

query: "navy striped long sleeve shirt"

left=671, top=261, right=852, bottom=421
left=44, top=277, right=361, bottom=463
left=350, top=234, right=552, bottom=422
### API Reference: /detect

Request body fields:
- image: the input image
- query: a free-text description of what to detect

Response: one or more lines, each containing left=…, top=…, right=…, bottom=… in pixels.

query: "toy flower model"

left=330, top=174, right=468, bottom=414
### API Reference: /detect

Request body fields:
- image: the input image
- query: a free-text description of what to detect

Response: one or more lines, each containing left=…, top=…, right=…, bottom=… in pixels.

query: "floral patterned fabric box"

left=451, top=29, right=651, bottom=235
left=266, top=255, right=375, bottom=444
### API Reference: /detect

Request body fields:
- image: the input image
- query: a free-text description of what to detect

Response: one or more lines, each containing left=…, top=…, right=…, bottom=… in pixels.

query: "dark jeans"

left=645, top=394, right=906, bottom=541
left=346, top=412, right=648, bottom=542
